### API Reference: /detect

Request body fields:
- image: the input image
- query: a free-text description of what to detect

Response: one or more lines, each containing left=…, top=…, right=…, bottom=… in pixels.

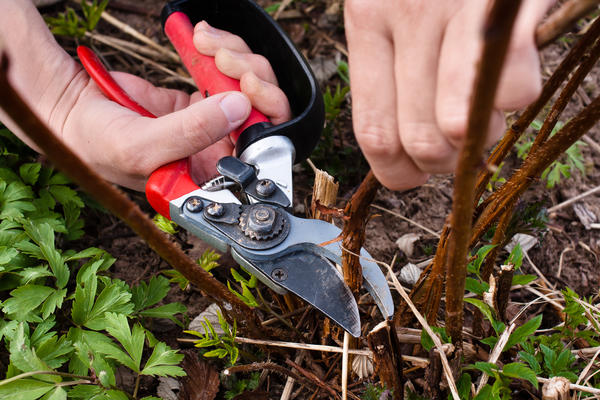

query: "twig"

left=224, top=362, right=322, bottom=394
left=95, top=5, right=180, bottom=62
left=88, top=33, right=173, bottom=62
left=273, top=0, right=295, bottom=20
left=475, top=323, right=516, bottom=394
left=524, top=252, right=554, bottom=288
left=84, top=31, right=195, bottom=86
left=536, top=0, right=600, bottom=48
left=445, top=0, right=524, bottom=344
left=582, top=134, right=600, bottom=154
left=342, top=332, right=349, bottom=400
left=548, top=185, right=600, bottom=213
left=285, top=359, right=345, bottom=400
left=370, top=204, right=440, bottom=238
left=0, top=49, right=264, bottom=338
left=383, top=262, right=460, bottom=399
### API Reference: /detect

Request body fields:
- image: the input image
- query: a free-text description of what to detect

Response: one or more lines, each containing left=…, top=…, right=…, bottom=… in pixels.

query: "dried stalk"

left=536, top=0, right=600, bottom=48
left=445, top=0, right=523, bottom=344
left=367, top=320, right=404, bottom=400
left=341, top=170, right=380, bottom=294
left=0, top=51, right=264, bottom=337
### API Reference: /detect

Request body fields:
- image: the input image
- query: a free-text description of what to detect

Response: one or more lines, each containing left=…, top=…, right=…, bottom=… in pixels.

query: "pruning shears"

left=77, top=0, right=393, bottom=337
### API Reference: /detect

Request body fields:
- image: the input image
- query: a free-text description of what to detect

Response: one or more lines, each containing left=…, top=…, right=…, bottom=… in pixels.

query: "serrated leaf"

left=41, top=288, right=67, bottom=319
left=65, top=385, right=103, bottom=399
left=22, top=221, right=68, bottom=288
left=17, top=266, right=53, bottom=283
left=465, top=277, right=489, bottom=295
left=131, top=276, right=170, bottom=312
left=2, top=284, right=54, bottom=317
left=105, top=390, right=130, bottom=400
left=9, top=323, right=60, bottom=383
left=141, top=341, right=185, bottom=377
left=19, top=163, right=41, bottom=185
left=139, top=302, right=186, bottom=327
left=36, top=332, right=72, bottom=369
left=502, top=362, right=538, bottom=389
left=104, top=313, right=144, bottom=373
left=0, top=379, right=54, bottom=400
left=73, top=275, right=133, bottom=330
left=504, top=315, right=542, bottom=350
left=48, top=185, right=83, bottom=208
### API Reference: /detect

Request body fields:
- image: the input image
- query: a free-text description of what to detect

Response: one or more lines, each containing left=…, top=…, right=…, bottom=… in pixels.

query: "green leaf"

left=504, top=315, right=542, bottom=350
left=141, top=341, right=185, bottom=377
left=2, top=285, right=54, bottom=317
left=41, top=289, right=67, bottom=319
left=467, top=245, right=497, bottom=275
left=22, top=221, right=68, bottom=288
left=502, top=362, right=538, bottom=389
left=469, top=362, right=498, bottom=376
left=464, top=298, right=496, bottom=326
left=139, top=303, right=187, bottom=327
left=9, top=323, right=60, bottom=383
left=506, top=243, right=524, bottom=270
left=104, top=313, right=144, bottom=373
left=465, top=277, right=489, bottom=295
left=131, top=276, right=170, bottom=312
left=518, top=350, right=542, bottom=374
left=153, top=214, right=177, bottom=235
left=40, top=387, right=67, bottom=400
left=0, top=379, right=54, bottom=400
left=66, top=385, right=103, bottom=399
left=19, top=163, right=41, bottom=185
left=511, top=274, right=536, bottom=286
left=161, top=269, right=189, bottom=290
left=48, top=185, right=83, bottom=208
left=540, top=344, right=557, bottom=372
left=203, top=348, right=228, bottom=358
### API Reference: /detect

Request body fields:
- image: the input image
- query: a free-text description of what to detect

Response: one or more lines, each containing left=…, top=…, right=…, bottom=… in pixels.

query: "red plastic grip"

left=163, top=11, right=269, bottom=142
left=77, top=46, right=156, bottom=118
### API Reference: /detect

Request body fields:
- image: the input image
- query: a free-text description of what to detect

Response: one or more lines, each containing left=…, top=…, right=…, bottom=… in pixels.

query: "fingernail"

left=219, top=93, right=250, bottom=123
left=196, top=20, right=221, bottom=37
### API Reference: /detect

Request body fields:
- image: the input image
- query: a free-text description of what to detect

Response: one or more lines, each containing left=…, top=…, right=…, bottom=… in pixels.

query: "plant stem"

left=0, top=371, right=91, bottom=386
left=0, top=49, right=264, bottom=338
left=133, top=373, right=140, bottom=399
left=536, top=0, right=600, bottom=48
left=474, top=15, right=600, bottom=201
left=445, top=0, right=523, bottom=344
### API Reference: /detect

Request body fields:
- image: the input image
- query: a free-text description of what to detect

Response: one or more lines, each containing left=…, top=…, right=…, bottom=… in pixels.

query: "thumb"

left=141, top=91, right=251, bottom=169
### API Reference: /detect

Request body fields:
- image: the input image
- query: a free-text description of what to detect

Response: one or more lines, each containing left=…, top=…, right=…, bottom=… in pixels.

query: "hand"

left=60, top=21, right=290, bottom=191
left=344, top=0, right=555, bottom=190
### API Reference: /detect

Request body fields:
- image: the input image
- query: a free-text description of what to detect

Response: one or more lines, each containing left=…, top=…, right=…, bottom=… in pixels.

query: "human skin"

left=344, top=0, right=556, bottom=190
left=0, top=0, right=290, bottom=191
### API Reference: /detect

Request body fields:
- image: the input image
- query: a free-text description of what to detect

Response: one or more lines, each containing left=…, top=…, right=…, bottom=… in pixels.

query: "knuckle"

left=355, top=117, right=401, bottom=158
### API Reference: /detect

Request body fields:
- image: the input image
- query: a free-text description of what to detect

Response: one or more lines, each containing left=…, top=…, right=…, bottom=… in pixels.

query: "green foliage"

left=0, top=128, right=187, bottom=398
left=486, top=161, right=506, bottom=191
left=420, top=326, right=451, bottom=352
left=362, top=382, right=389, bottom=400
left=222, top=371, right=260, bottom=400
left=227, top=267, right=259, bottom=308
left=152, top=214, right=177, bottom=235
left=516, top=119, right=586, bottom=188
left=198, top=249, right=221, bottom=275
left=185, top=310, right=239, bottom=366
left=45, top=0, right=108, bottom=38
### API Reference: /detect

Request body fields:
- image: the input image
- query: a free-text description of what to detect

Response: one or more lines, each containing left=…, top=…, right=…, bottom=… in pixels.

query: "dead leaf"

left=395, top=233, right=421, bottom=257
left=179, top=350, right=220, bottom=400
left=399, top=263, right=422, bottom=286
left=157, top=377, right=179, bottom=400
left=504, top=233, right=537, bottom=253
left=188, top=304, right=227, bottom=336
left=573, top=202, right=597, bottom=230
left=352, top=354, right=374, bottom=379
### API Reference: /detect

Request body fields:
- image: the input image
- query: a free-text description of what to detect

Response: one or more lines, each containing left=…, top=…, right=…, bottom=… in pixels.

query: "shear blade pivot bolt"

left=185, top=197, right=204, bottom=213
left=256, top=179, right=276, bottom=198
left=206, top=202, right=225, bottom=217
left=239, top=204, right=284, bottom=240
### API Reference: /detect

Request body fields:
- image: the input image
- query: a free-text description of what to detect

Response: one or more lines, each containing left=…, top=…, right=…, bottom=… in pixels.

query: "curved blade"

left=250, top=249, right=361, bottom=337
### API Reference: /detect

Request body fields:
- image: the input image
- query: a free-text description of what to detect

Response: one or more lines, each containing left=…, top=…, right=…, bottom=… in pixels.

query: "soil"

left=37, top=0, right=600, bottom=398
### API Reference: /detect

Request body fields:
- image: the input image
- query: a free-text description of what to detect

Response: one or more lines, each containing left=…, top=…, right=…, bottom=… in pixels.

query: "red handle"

left=77, top=46, right=156, bottom=118
left=164, top=11, right=269, bottom=142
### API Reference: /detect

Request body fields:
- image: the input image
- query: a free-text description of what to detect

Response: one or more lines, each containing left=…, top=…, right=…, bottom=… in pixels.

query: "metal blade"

left=248, top=248, right=361, bottom=337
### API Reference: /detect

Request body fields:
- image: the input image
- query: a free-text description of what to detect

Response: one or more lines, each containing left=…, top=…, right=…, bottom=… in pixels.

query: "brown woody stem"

left=536, top=0, right=600, bottom=48
left=445, top=0, right=523, bottom=344
left=474, top=15, right=600, bottom=201
left=0, top=51, right=264, bottom=337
